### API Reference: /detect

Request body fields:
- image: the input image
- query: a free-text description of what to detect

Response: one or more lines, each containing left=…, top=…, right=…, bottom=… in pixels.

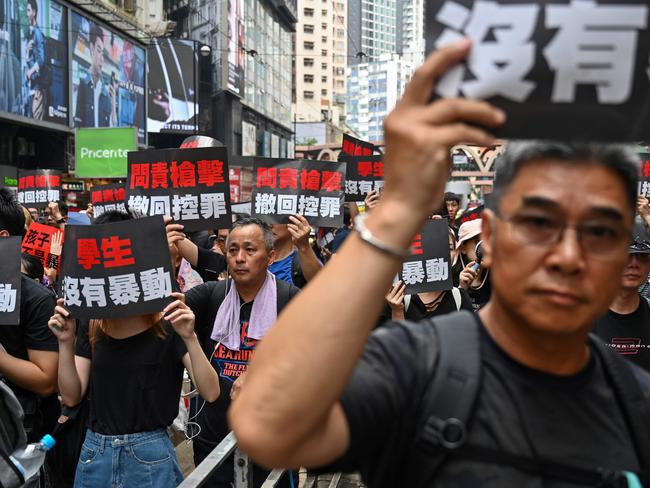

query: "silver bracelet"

left=353, top=213, right=411, bottom=259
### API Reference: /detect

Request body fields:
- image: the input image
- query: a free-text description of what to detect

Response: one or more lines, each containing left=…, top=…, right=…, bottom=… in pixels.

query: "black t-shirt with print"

left=75, top=320, right=187, bottom=435
left=325, top=316, right=649, bottom=487
left=468, top=272, right=491, bottom=311
left=593, top=296, right=650, bottom=373
left=185, top=279, right=300, bottom=447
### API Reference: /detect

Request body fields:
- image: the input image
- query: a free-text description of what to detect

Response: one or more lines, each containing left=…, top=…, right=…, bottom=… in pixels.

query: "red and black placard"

left=60, top=216, right=175, bottom=320
left=17, top=170, right=62, bottom=209
left=0, top=237, right=22, bottom=325
left=252, top=158, right=346, bottom=228
left=91, top=184, right=127, bottom=218
left=125, top=146, right=232, bottom=232
left=22, top=222, right=65, bottom=273
left=455, top=205, right=484, bottom=228
left=339, top=155, right=384, bottom=202
left=341, top=134, right=375, bottom=157
left=399, top=219, right=453, bottom=294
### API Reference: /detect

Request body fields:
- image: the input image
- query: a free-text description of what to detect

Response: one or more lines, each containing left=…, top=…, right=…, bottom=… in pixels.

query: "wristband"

left=353, top=213, right=411, bottom=259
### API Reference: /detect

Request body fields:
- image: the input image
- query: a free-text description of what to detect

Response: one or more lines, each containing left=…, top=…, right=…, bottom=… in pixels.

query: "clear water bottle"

left=10, top=434, right=56, bottom=483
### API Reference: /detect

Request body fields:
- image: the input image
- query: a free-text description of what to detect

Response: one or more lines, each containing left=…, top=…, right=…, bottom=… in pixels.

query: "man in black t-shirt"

left=230, top=43, right=650, bottom=487
left=594, top=224, right=650, bottom=372
left=0, top=188, right=58, bottom=442
left=185, top=217, right=299, bottom=488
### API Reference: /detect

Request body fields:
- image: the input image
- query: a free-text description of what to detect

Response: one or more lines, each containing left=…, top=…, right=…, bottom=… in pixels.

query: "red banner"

left=21, top=222, right=64, bottom=272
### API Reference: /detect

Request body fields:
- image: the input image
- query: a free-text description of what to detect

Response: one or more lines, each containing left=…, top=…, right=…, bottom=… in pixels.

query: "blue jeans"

left=74, top=429, right=183, bottom=488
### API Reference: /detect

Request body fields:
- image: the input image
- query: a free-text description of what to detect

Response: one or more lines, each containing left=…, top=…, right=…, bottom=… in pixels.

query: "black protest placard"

left=455, top=205, right=484, bottom=227
left=340, top=155, right=384, bottom=202
left=60, top=216, right=175, bottom=320
left=399, top=219, right=453, bottom=294
left=126, top=147, right=232, bottom=232
left=91, top=184, right=127, bottom=218
left=341, top=134, right=375, bottom=157
left=426, top=0, right=650, bottom=141
left=17, top=170, right=62, bottom=208
left=252, top=158, right=346, bottom=227
left=0, top=237, right=22, bottom=325
left=638, top=153, right=650, bottom=197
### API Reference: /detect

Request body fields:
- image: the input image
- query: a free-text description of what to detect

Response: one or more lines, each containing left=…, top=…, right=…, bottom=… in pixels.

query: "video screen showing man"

left=0, top=0, right=67, bottom=123
left=71, top=13, right=145, bottom=142
left=147, top=39, right=198, bottom=133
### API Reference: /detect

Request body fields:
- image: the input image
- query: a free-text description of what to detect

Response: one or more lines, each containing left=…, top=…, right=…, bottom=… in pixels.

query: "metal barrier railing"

left=178, top=431, right=345, bottom=488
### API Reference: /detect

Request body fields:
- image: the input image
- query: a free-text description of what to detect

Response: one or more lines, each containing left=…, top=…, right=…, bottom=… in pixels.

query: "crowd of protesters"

left=1, top=39, right=650, bottom=488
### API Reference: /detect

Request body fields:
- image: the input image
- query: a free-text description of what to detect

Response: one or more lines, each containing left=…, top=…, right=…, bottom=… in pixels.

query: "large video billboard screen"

left=0, top=0, right=68, bottom=124
left=71, top=11, right=146, bottom=143
left=147, top=39, right=197, bottom=133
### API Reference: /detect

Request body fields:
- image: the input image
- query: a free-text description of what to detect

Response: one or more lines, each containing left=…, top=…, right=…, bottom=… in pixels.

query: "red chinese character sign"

left=252, top=159, right=346, bottom=228
left=60, top=216, right=175, bottom=320
left=638, top=153, right=650, bottom=197
left=91, top=184, right=127, bottom=218
left=426, top=0, right=650, bottom=141
left=17, top=170, right=62, bottom=209
left=22, top=222, right=64, bottom=273
left=126, top=147, right=232, bottom=232
left=399, top=219, right=454, bottom=294
left=0, top=237, right=22, bottom=325
left=341, top=134, right=375, bottom=157
left=339, top=155, right=384, bottom=202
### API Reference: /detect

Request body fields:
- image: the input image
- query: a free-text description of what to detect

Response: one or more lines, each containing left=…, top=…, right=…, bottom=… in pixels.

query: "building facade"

left=346, top=53, right=412, bottom=142
left=167, top=0, right=296, bottom=158
left=347, top=0, right=423, bottom=64
left=347, top=0, right=397, bottom=61
left=0, top=0, right=151, bottom=191
left=293, top=0, right=347, bottom=131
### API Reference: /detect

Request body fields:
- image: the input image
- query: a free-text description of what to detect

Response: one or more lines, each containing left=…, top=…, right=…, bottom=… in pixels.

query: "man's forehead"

left=502, top=160, right=632, bottom=215
left=229, top=225, right=264, bottom=242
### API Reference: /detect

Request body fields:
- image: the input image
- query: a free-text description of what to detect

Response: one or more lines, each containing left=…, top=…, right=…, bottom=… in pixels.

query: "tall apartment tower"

left=347, top=0, right=397, bottom=61
left=399, top=0, right=424, bottom=66
left=348, top=0, right=423, bottom=64
left=294, top=0, right=348, bottom=128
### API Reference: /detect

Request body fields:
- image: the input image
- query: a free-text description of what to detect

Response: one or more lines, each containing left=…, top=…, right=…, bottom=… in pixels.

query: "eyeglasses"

left=495, top=212, right=630, bottom=257
left=630, top=253, right=650, bottom=263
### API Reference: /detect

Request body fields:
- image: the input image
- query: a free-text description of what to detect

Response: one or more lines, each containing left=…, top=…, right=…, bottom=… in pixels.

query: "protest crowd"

left=4, top=20, right=650, bottom=488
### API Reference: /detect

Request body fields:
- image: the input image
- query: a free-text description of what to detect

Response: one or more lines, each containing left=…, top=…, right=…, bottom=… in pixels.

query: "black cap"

left=630, top=223, right=650, bottom=254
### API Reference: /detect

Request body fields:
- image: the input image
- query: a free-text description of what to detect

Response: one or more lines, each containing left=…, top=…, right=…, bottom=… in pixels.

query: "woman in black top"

left=382, top=226, right=474, bottom=323
left=47, top=212, right=220, bottom=488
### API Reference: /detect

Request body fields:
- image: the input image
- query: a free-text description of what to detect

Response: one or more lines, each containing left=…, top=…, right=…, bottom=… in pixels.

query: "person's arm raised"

left=288, top=214, right=322, bottom=281
left=229, top=39, right=505, bottom=469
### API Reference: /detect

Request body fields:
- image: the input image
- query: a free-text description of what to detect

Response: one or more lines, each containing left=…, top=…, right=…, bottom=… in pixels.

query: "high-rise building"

left=347, top=0, right=423, bottom=64
left=347, top=0, right=397, bottom=61
left=399, top=0, right=424, bottom=66
left=165, top=0, right=297, bottom=158
left=293, top=0, right=348, bottom=131
left=346, top=53, right=413, bottom=142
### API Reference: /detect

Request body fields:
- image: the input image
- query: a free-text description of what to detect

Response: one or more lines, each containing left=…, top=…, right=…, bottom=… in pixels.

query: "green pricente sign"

left=75, top=127, right=137, bottom=178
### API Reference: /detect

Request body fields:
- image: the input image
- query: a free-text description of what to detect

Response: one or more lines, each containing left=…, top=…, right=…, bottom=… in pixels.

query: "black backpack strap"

left=411, top=311, right=482, bottom=474
left=590, top=335, right=650, bottom=475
